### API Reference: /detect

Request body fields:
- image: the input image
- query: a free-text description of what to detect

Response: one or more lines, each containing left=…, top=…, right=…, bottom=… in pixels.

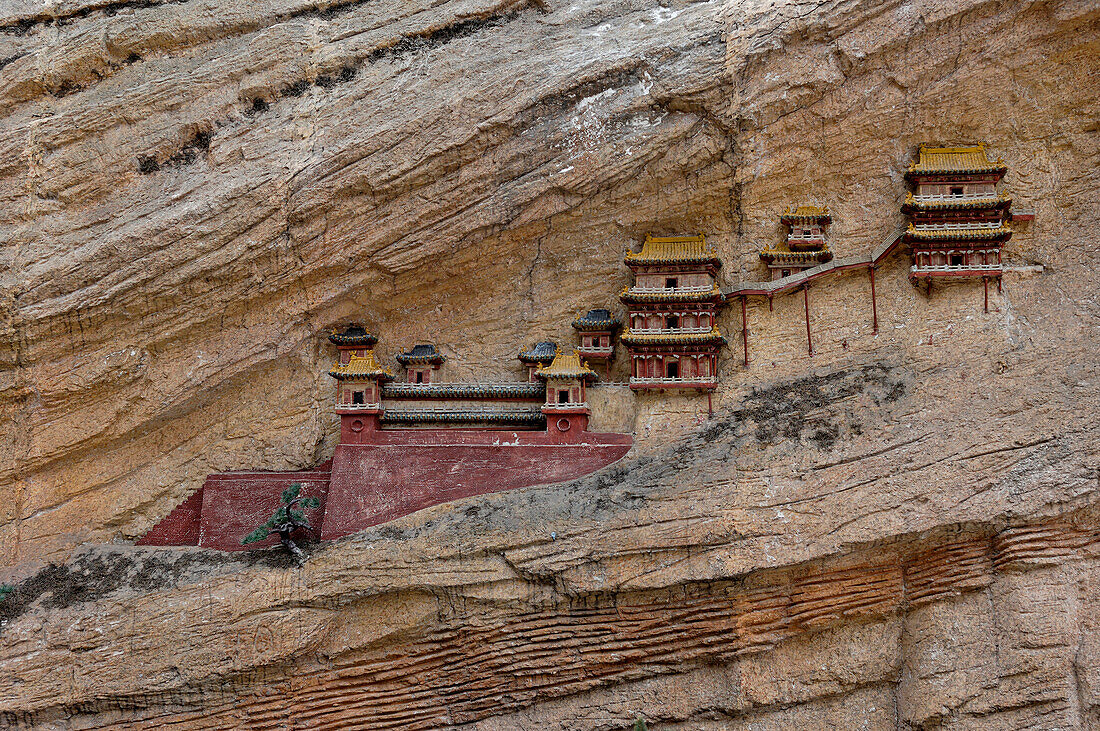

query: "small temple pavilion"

left=619, top=234, right=726, bottom=390
left=518, top=340, right=558, bottom=381
left=902, top=144, right=1012, bottom=284
left=759, top=205, right=833, bottom=280
left=536, top=348, right=599, bottom=437
left=396, top=343, right=446, bottom=384
left=328, top=325, right=392, bottom=413
left=571, top=308, right=620, bottom=377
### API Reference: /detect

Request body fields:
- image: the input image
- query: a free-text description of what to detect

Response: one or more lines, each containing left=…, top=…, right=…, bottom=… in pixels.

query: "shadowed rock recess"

left=1, top=0, right=1099, bottom=727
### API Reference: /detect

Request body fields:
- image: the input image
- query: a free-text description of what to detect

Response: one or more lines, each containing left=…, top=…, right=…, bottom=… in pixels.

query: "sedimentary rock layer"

left=1, top=0, right=1098, bottom=727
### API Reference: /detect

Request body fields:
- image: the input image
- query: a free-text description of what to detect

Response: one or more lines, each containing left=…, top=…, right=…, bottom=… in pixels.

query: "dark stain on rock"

left=0, top=547, right=295, bottom=628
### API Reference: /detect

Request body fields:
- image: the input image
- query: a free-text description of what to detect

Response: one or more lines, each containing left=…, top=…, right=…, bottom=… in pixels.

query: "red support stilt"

left=707, top=392, right=713, bottom=417
left=768, top=295, right=773, bottom=312
left=869, top=265, right=878, bottom=334
left=740, top=296, right=749, bottom=367
left=803, top=284, right=813, bottom=357
left=983, top=276, right=989, bottom=313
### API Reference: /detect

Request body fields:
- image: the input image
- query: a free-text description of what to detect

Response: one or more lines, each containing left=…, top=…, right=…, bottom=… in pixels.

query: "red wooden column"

left=869, top=265, right=879, bottom=333
left=740, top=295, right=749, bottom=367
left=983, top=276, right=989, bottom=313
left=803, top=284, right=813, bottom=356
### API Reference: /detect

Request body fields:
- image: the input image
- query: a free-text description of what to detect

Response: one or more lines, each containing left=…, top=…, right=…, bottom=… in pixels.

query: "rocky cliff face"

left=2, top=0, right=1099, bottom=727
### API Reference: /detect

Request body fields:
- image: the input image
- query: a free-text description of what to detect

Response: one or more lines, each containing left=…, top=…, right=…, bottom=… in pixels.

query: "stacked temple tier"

left=759, top=205, right=833, bottom=280
left=902, top=144, right=1012, bottom=281
left=619, top=234, right=727, bottom=390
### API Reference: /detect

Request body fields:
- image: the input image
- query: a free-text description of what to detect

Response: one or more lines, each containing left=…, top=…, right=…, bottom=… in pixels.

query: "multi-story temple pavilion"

left=328, top=325, right=392, bottom=415
left=903, top=145, right=1012, bottom=285
left=759, top=205, right=833, bottom=280
left=619, top=234, right=726, bottom=390
left=571, top=308, right=620, bottom=377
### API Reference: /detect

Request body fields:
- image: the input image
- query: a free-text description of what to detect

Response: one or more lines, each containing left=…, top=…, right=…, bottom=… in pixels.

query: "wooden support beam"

left=869, top=265, right=878, bottom=334
left=803, top=284, right=813, bottom=357
left=984, top=276, right=989, bottom=313
left=740, top=295, right=749, bottom=367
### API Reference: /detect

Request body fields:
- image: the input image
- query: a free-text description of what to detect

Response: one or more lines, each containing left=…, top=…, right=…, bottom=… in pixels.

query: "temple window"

left=666, top=360, right=680, bottom=379
left=665, top=277, right=678, bottom=289
left=950, top=186, right=964, bottom=196
left=352, top=391, right=365, bottom=405
left=557, top=389, right=570, bottom=404
left=667, top=314, right=680, bottom=329
left=951, top=253, right=964, bottom=266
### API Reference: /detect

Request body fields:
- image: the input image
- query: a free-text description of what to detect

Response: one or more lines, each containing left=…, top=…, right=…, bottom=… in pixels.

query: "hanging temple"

left=139, top=144, right=1032, bottom=549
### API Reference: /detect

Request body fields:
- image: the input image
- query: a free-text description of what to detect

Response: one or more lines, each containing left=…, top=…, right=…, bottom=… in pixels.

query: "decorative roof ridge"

left=907, top=143, right=1007, bottom=174
left=625, top=232, right=722, bottom=268
left=782, top=204, right=830, bottom=219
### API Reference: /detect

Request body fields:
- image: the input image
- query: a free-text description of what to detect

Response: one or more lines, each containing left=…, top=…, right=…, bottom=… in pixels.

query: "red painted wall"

left=136, top=487, right=204, bottom=546
left=139, top=431, right=632, bottom=551
left=195, top=470, right=331, bottom=550
left=320, top=433, right=632, bottom=539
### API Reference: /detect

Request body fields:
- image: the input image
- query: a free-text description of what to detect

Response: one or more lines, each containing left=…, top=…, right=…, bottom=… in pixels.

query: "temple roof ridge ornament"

left=328, top=350, right=394, bottom=380
left=572, top=308, right=621, bottom=331
left=518, top=340, right=558, bottom=364
left=780, top=204, right=831, bottom=223
left=906, top=144, right=1007, bottom=178
left=395, top=343, right=446, bottom=366
left=625, top=233, right=722, bottom=268
left=535, top=348, right=599, bottom=381
left=328, top=323, right=379, bottom=346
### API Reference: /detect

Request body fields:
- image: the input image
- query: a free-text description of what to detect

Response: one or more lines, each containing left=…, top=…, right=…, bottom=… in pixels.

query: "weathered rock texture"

left=1, top=0, right=1099, bottom=727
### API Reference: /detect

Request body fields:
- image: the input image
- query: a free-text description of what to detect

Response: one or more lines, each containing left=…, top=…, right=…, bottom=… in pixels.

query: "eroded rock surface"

left=1, top=0, right=1099, bottom=727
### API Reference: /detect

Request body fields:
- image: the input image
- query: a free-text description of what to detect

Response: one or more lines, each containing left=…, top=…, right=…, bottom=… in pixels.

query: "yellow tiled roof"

left=905, top=222, right=1013, bottom=241
left=620, top=326, right=726, bottom=346
left=535, top=349, right=598, bottom=380
left=618, top=284, right=722, bottom=303
left=328, top=350, right=394, bottom=380
left=903, top=191, right=1011, bottom=210
left=625, top=234, right=721, bottom=267
left=783, top=204, right=829, bottom=218
left=908, top=145, right=1006, bottom=174
left=759, top=245, right=832, bottom=263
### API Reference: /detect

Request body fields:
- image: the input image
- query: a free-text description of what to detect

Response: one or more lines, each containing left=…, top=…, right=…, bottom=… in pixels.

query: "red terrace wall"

left=136, top=487, right=204, bottom=546
left=195, top=469, right=331, bottom=551
left=320, top=430, right=633, bottom=540
left=139, top=432, right=632, bottom=550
